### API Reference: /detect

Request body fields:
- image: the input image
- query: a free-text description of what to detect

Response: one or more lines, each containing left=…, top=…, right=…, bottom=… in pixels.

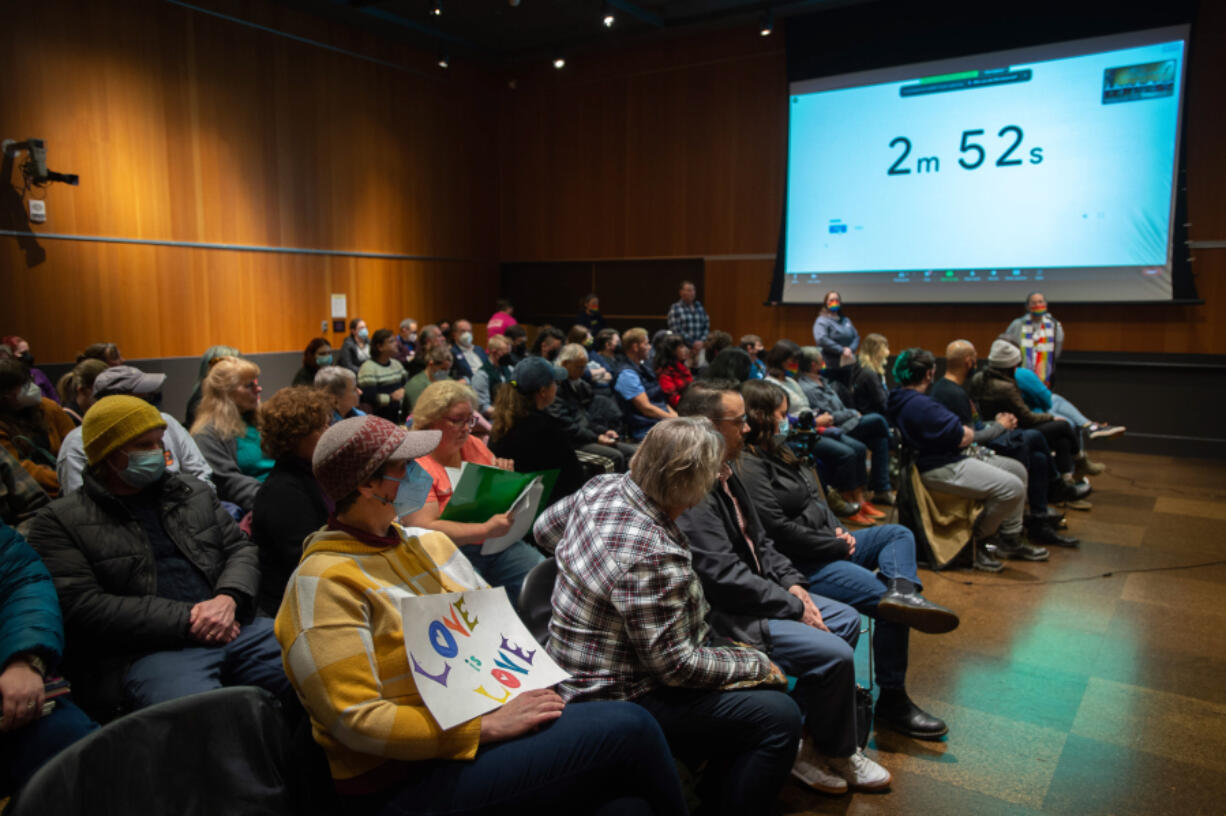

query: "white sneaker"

left=828, top=749, right=892, bottom=791
left=790, top=738, right=848, bottom=794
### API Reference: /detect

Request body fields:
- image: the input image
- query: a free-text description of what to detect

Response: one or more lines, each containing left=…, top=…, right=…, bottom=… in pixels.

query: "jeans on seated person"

left=341, top=701, right=687, bottom=816
left=846, top=412, right=892, bottom=493
left=1, top=696, right=98, bottom=791
left=795, top=524, right=919, bottom=691
left=123, top=616, right=290, bottom=710
left=460, top=540, right=545, bottom=611
left=812, top=435, right=865, bottom=491
left=635, top=686, right=802, bottom=815
left=766, top=594, right=860, bottom=758
left=920, top=454, right=1027, bottom=539
left=1050, top=394, right=1091, bottom=428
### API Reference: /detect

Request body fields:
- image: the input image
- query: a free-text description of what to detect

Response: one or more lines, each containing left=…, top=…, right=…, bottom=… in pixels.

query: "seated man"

left=931, top=341, right=1080, bottom=547
left=56, top=365, right=215, bottom=495
left=29, top=395, right=288, bottom=720
left=470, top=333, right=513, bottom=418
left=676, top=381, right=892, bottom=795
left=534, top=417, right=802, bottom=815
left=276, top=415, right=685, bottom=813
left=550, top=343, right=635, bottom=472
left=449, top=318, right=489, bottom=382
left=612, top=327, right=677, bottom=441
left=886, top=349, right=1048, bottom=571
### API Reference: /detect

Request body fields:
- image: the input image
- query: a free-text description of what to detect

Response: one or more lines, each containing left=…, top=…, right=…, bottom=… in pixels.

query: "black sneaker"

left=1027, top=520, right=1079, bottom=548
left=973, top=543, right=1004, bottom=573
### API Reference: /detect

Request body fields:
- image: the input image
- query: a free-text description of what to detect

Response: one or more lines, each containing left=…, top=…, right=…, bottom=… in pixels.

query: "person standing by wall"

left=1004, top=292, right=1064, bottom=386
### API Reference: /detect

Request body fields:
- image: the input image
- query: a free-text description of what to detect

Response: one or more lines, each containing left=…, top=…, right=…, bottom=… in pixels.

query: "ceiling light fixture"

left=553, top=56, right=566, bottom=69
left=430, top=1, right=442, bottom=17
left=602, top=2, right=615, bottom=27
left=438, top=52, right=450, bottom=68
left=759, top=8, right=774, bottom=37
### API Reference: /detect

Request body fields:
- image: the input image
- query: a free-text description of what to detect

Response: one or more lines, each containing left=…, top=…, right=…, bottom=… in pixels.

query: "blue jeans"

left=0, top=697, right=97, bottom=791
left=347, top=701, right=686, bottom=816
left=460, top=540, right=545, bottom=611
left=767, top=594, right=860, bottom=757
left=123, top=616, right=290, bottom=710
left=636, top=687, right=802, bottom=815
left=797, top=524, right=920, bottom=690
left=812, top=435, right=865, bottom=491
left=1051, top=394, right=1090, bottom=428
left=847, top=412, right=892, bottom=493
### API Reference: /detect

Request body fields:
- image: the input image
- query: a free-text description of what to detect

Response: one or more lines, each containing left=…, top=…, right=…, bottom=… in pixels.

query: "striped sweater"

left=274, top=524, right=489, bottom=793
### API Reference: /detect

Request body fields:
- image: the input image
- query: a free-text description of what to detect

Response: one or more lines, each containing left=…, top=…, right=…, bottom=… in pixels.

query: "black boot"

left=877, top=578, right=960, bottom=634
left=973, top=540, right=1004, bottom=573
left=993, top=531, right=1049, bottom=561
left=1027, top=518, right=1079, bottom=548
left=875, top=688, right=948, bottom=740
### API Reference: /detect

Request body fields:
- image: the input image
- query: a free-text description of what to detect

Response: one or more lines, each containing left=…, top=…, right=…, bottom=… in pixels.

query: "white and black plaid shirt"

left=533, top=474, right=771, bottom=702
left=666, top=299, right=711, bottom=346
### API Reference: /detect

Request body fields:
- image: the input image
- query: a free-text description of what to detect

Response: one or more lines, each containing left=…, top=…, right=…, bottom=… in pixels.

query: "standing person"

left=449, top=319, right=489, bottom=382
left=184, top=346, right=240, bottom=430
left=357, top=329, right=409, bottom=424
left=0, top=360, right=75, bottom=496
left=653, top=333, right=693, bottom=408
left=534, top=418, right=804, bottom=815
left=471, top=334, right=514, bottom=418
left=190, top=357, right=273, bottom=513
left=666, top=280, right=710, bottom=361
left=1004, top=292, right=1064, bottom=385
left=574, top=293, right=607, bottom=334
left=851, top=333, right=891, bottom=417
left=275, top=415, right=686, bottom=815
left=812, top=291, right=859, bottom=371
left=485, top=299, right=517, bottom=337
left=393, top=318, right=418, bottom=365
left=292, top=338, right=333, bottom=387
left=338, top=318, right=371, bottom=374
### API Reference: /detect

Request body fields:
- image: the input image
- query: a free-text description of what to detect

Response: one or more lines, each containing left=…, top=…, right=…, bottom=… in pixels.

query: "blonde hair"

left=622, top=327, right=649, bottom=348
left=630, top=417, right=725, bottom=511
left=413, top=379, right=478, bottom=430
left=858, top=333, right=890, bottom=376
left=190, top=356, right=260, bottom=439
left=490, top=381, right=532, bottom=441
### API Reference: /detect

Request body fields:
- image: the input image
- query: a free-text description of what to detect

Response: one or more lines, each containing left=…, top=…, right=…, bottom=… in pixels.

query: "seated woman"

left=251, top=387, right=334, bottom=616
left=190, top=357, right=273, bottom=513
left=314, top=365, right=366, bottom=423
left=184, top=345, right=240, bottom=429
left=404, top=346, right=453, bottom=415
left=652, top=332, right=693, bottom=408
left=851, top=333, right=890, bottom=417
left=700, top=347, right=753, bottom=383
left=292, top=338, right=333, bottom=387
left=796, top=346, right=894, bottom=510
left=78, top=342, right=124, bottom=368
left=358, top=329, right=410, bottom=424
left=404, top=380, right=545, bottom=608
left=57, top=358, right=108, bottom=426
left=275, top=416, right=685, bottom=815
left=2, top=336, right=58, bottom=404
left=1010, top=357, right=1122, bottom=476
left=534, top=418, right=803, bottom=815
left=0, top=359, right=75, bottom=496
left=738, top=380, right=958, bottom=739
left=762, top=340, right=811, bottom=416
left=489, top=357, right=586, bottom=504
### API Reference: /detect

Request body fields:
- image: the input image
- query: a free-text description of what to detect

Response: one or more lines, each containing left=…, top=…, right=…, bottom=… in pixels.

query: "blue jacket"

left=1013, top=367, right=1053, bottom=412
left=0, top=520, right=64, bottom=672
left=450, top=343, right=490, bottom=381
left=886, top=387, right=965, bottom=473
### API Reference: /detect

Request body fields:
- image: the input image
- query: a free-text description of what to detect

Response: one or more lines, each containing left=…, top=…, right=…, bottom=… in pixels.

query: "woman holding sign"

left=405, top=380, right=545, bottom=610
left=275, top=415, right=685, bottom=815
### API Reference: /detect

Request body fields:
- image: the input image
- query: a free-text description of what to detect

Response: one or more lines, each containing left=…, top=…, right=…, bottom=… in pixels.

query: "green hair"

left=892, top=347, right=935, bottom=386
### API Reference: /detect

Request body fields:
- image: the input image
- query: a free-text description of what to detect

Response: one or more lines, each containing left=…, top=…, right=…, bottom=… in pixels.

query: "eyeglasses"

left=714, top=414, right=748, bottom=426
left=442, top=413, right=478, bottom=429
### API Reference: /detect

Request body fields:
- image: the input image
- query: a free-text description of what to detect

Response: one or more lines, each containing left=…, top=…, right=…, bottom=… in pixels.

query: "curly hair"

left=258, top=386, right=333, bottom=460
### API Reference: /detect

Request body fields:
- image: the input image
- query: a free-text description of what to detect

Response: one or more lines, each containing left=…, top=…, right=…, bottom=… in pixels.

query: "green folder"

left=439, top=463, right=559, bottom=523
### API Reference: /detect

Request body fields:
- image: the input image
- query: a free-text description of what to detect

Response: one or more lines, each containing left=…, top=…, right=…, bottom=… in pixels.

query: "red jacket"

left=656, top=362, right=693, bottom=407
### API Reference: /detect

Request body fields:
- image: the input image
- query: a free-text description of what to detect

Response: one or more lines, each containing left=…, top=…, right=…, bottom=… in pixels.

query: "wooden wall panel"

left=0, top=0, right=500, bottom=362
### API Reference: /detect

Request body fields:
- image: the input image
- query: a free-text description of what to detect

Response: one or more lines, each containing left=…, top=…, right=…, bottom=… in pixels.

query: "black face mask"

left=144, top=391, right=165, bottom=410
left=17, top=351, right=33, bottom=368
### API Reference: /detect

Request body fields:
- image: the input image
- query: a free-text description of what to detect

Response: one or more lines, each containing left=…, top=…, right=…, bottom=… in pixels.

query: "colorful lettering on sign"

left=454, top=596, right=479, bottom=632
left=490, top=670, right=521, bottom=689
left=411, top=653, right=452, bottom=687
left=493, top=651, right=529, bottom=676
left=499, top=635, right=536, bottom=666
left=429, top=621, right=459, bottom=658
left=473, top=684, right=511, bottom=704
left=441, top=604, right=472, bottom=638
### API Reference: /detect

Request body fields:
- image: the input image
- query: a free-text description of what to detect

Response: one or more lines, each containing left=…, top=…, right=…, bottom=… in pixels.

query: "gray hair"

left=630, top=417, right=725, bottom=511
left=798, top=345, right=824, bottom=374
left=399, top=318, right=417, bottom=331
left=314, top=365, right=356, bottom=396
left=556, top=343, right=588, bottom=365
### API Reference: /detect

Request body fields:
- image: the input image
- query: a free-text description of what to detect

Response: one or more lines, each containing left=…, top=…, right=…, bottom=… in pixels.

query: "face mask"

left=316, top=354, right=333, bottom=367
left=358, top=328, right=370, bottom=341
left=375, top=461, right=434, bottom=518
left=546, top=348, right=559, bottom=362
left=583, top=337, right=593, bottom=348
left=1030, top=307, right=1047, bottom=316
left=407, top=332, right=418, bottom=343
left=459, top=331, right=473, bottom=347
left=17, top=351, right=34, bottom=368
left=432, top=370, right=450, bottom=382
left=772, top=417, right=789, bottom=446
left=145, top=391, right=164, bottom=410
left=827, top=300, right=841, bottom=311
left=784, top=360, right=799, bottom=376
left=15, top=381, right=41, bottom=408
left=118, top=448, right=166, bottom=489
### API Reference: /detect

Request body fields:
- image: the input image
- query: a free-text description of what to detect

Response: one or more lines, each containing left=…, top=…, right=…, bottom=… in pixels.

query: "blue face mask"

left=375, top=461, right=434, bottom=518
left=358, top=328, right=370, bottom=341
left=316, top=354, right=333, bottom=367
left=119, top=448, right=166, bottom=489
left=773, top=417, right=789, bottom=445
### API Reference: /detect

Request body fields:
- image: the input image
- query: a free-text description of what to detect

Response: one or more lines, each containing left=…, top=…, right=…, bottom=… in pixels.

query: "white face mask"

left=459, top=331, right=474, bottom=347
left=15, top=381, right=41, bottom=408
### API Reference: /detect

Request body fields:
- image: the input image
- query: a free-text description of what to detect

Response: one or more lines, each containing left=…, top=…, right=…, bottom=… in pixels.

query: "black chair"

left=518, top=557, right=558, bottom=644
left=10, top=687, right=297, bottom=816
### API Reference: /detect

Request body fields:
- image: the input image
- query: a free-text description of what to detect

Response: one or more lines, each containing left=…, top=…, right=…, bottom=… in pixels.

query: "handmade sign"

left=401, top=586, right=570, bottom=731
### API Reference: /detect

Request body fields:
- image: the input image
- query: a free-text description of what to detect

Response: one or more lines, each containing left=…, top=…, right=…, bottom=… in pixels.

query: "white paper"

left=481, top=476, right=543, bottom=555
left=400, top=587, right=570, bottom=731
left=330, top=293, right=347, bottom=319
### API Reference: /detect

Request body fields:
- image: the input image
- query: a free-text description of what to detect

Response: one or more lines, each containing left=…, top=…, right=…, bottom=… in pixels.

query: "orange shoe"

left=845, top=511, right=878, bottom=526
left=860, top=500, right=887, bottom=518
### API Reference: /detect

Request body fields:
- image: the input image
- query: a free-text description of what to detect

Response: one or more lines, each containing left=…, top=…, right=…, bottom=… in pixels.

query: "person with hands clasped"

left=275, top=414, right=685, bottom=814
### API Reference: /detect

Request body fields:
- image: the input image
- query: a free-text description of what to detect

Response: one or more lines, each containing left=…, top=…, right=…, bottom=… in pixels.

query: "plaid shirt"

left=533, top=473, right=771, bottom=703
left=0, top=446, right=49, bottom=536
left=666, top=300, right=711, bottom=346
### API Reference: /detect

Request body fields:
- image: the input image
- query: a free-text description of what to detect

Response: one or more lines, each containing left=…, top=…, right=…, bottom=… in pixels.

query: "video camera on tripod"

left=785, top=410, right=822, bottom=465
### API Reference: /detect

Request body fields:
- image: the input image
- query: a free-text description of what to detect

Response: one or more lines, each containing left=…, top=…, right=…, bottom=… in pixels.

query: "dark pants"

left=122, top=616, right=290, bottom=709
left=813, top=435, right=865, bottom=491
left=990, top=428, right=1055, bottom=513
left=346, top=701, right=687, bottom=816
left=847, top=412, right=892, bottom=493
left=1032, top=419, right=1080, bottom=474
left=636, top=687, right=802, bottom=816
left=460, top=541, right=546, bottom=611
left=0, top=697, right=97, bottom=791
left=797, top=524, right=919, bottom=690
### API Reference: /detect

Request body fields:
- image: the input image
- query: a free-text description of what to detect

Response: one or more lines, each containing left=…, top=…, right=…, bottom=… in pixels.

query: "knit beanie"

left=83, top=395, right=167, bottom=466
left=987, top=339, right=1023, bottom=368
left=313, top=415, right=441, bottom=501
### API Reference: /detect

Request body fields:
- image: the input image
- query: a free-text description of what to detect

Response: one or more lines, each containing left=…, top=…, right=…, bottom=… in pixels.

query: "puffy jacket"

left=969, top=367, right=1053, bottom=428
left=28, top=471, right=258, bottom=718
left=0, top=521, right=64, bottom=673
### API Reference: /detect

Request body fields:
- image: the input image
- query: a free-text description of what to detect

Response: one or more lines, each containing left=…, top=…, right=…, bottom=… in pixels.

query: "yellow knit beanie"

left=83, top=395, right=167, bottom=466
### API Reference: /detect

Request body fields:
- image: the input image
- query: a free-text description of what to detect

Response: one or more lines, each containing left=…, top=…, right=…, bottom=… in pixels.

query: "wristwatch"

left=18, top=653, right=48, bottom=679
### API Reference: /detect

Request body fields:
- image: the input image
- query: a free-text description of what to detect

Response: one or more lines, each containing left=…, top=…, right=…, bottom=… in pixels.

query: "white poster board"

left=400, top=587, right=570, bottom=731
left=330, top=293, right=348, bottom=319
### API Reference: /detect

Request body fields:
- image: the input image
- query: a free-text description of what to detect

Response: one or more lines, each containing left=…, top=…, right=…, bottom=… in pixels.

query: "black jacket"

left=738, top=452, right=847, bottom=570
left=251, top=458, right=329, bottom=616
left=546, top=380, right=602, bottom=446
left=489, top=410, right=586, bottom=507
left=28, top=471, right=259, bottom=719
left=850, top=364, right=888, bottom=417
left=676, top=469, right=808, bottom=653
